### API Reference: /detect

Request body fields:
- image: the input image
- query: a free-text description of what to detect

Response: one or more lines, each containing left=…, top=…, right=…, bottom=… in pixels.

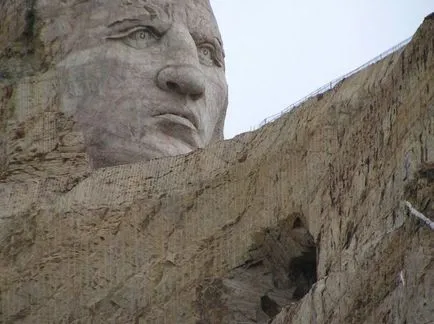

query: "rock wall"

left=1, top=13, right=433, bottom=324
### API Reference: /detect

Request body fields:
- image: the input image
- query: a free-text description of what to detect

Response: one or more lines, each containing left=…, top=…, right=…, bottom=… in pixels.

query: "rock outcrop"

left=1, top=11, right=433, bottom=324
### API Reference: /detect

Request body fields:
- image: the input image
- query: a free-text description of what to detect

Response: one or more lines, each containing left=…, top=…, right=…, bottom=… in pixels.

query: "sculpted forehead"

left=107, top=0, right=222, bottom=40
left=185, top=0, right=223, bottom=46
left=49, top=0, right=223, bottom=55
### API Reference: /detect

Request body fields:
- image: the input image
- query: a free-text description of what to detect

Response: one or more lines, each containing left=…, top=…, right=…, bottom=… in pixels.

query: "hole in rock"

left=293, top=217, right=303, bottom=228
left=260, top=295, right=281, bottom=318
left=288, top=247, right=317, bottom=300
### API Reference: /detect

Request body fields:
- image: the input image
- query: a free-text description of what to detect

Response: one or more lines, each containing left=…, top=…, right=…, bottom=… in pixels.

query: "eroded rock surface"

left=1, top=7, right=433, bottom=324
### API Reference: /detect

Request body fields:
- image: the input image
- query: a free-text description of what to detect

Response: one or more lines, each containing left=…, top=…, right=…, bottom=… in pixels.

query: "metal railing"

left=252, top=36, right=413, bottom=130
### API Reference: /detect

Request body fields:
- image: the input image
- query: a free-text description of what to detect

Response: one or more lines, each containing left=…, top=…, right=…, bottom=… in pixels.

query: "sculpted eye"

left=197, top=43, right=222, bottom=67
left=107, top=26, right=160, bottom=49
left=124, top=27, right=160, bottom=49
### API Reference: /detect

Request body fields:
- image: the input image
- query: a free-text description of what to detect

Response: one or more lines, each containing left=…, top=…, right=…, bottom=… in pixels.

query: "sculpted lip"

left=153, top=111, right=199, bottom=130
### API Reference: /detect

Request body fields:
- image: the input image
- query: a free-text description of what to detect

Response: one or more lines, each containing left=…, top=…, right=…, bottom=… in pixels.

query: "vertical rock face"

left=1, top=5, right=434, bottom=324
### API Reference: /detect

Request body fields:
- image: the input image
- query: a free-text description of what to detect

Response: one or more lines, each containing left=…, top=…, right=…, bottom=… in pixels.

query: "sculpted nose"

left=156, top=65, right=205, bottom=99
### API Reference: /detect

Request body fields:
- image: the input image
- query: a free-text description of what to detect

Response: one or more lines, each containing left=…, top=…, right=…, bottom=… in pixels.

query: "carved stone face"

left=57, top=0, right=227, bottom=168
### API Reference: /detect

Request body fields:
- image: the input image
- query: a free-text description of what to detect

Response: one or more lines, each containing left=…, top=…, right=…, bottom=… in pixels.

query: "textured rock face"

left=1, top=0, right=228, bottom=169
left=1, top=7, right=434, bottom=324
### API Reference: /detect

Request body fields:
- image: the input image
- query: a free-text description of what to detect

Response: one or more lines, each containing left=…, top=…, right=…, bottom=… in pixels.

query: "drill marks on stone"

left=0, top=179, right=41, bottom=217
left=14, top=82, right=32, bottom=123
left=5, top=74, right=60, bottom=175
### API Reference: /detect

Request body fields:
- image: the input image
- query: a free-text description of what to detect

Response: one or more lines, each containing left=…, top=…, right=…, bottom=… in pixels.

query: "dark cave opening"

left=288, top=217, right=318, bottom=300
left=212, top=215, right=319, bottom=323
left=288, top=248, right=317, bottom=300
left=258, top=216, right=318, bottom=320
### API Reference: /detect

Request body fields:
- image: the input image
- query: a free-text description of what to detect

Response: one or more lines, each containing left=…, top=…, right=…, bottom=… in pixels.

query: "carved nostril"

left=190, top=93, right=202, bottom=101
left=166, top=81, right=180, bottom=92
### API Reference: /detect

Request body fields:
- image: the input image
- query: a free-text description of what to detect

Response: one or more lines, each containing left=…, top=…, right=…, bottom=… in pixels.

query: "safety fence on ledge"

left=251, top=36, right=413, bottom=131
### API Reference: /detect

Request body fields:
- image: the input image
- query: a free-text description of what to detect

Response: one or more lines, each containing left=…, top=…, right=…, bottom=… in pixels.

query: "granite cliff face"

left=1, top=7, right=434, bottom=324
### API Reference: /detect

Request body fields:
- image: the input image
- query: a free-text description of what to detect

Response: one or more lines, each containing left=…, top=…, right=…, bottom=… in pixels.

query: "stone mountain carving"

left=2, top=0, right=228, bottom=169
left=0, top=1, right=433, bottom=323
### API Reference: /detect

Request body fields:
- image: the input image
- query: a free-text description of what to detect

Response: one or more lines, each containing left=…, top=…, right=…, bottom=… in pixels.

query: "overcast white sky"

left=210, top=0, right=434, bottom=139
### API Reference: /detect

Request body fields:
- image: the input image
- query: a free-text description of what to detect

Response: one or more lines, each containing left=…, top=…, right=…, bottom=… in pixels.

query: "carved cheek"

left=94, top=44, right=164, bottom=90
left=206, top=69, right=228, bottom=103
left=202, top=69, right=228, bottom=122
